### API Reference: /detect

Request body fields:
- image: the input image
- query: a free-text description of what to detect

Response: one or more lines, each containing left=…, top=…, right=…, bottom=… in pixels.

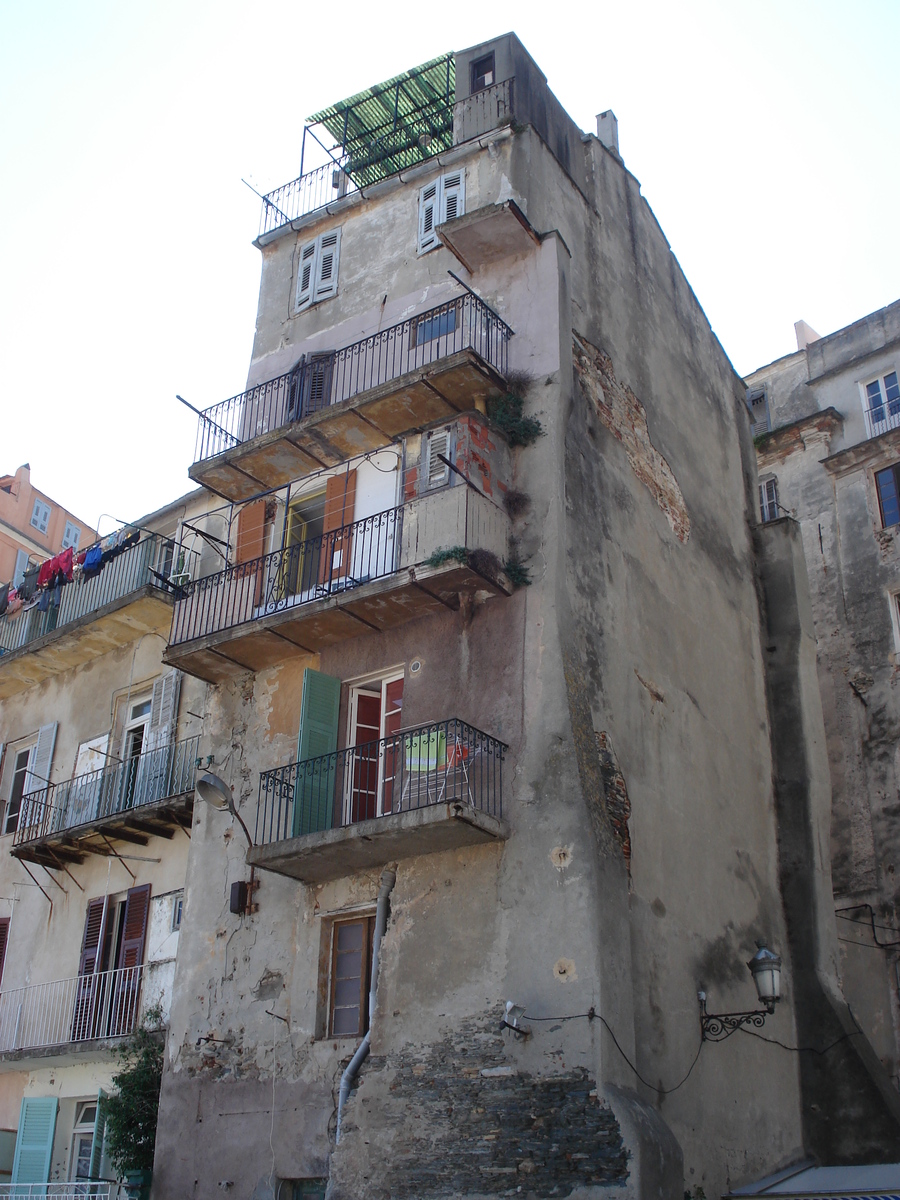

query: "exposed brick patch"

left=573, top=331, right=690, bottom=543
left=333, top=1017, right=628, bottom=1198
left=596, top=733, right=632, bottom=872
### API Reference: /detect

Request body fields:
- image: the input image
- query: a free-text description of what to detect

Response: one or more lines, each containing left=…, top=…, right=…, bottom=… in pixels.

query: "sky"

left=1, top=0, right=897, bottom=531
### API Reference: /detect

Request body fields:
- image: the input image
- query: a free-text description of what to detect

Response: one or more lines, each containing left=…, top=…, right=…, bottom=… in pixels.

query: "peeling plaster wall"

left=158, top=114, right=808, bottom=1200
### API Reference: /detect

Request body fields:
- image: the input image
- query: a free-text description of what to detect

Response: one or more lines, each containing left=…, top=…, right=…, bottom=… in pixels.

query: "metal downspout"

left=335, top=867, right=396, bottom=1144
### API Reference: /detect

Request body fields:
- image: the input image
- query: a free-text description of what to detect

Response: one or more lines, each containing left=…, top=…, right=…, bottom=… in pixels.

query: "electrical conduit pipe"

left=335, top=867, right=396, bottom=1143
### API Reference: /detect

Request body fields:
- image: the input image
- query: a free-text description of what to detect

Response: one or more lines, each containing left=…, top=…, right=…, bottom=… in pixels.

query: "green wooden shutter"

left=293, top=669, right=341, bottom=836
left=89, top=1089, right=107, bottom=1180
left=11, top=1096, right=57, bottom=1183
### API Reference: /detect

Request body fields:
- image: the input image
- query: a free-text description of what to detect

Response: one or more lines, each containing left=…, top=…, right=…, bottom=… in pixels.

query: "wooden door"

left=110, top=884, right=150, bottom=1035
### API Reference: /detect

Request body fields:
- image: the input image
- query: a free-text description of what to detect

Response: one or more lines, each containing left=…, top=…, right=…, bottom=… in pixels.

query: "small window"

left=414, top=308, right=457, bottom=347
left=329, top=916, right=375, bottom=1037
left=417, top=172, right=466, bottom=253
left=287, top=1182, right=327, bottom=1200
left=759, top=477, right=779, bottom=523
left=5, top=748, right=33, bottom=835
left=425, top=430, right=451, bottom=489
left=61, top=521, right=80, bottom=551
left=295, top=229, right=342, bottom=312
left=875, top=464, right=900, bottom=528
left=471, top=53, right=495, bottom=92
left=172, top=891, right=184, bottom=932
left=30, top=499, right=51, bottom=534
left=746, top=387, right=771, bottom=436
left=866, top=371, right=900, bottom=431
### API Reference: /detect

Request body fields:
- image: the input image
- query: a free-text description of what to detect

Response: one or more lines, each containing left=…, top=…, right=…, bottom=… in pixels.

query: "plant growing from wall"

left=425, top=546, right=469, bottom=568
left=101, top=1004, right=165, bottom=1178
left=486, top=393, right=544, bottom=447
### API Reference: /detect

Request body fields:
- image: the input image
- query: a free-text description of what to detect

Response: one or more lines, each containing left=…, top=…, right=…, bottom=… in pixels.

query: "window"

left=70, top=1101, right=98, bottom=1181
left=30, top=499, right=51, bottom=534
left=866, top=371, right=900, bottom=428
left=425, top=429, right=451, bottom=489
left=417, top=172, right=465, bottom=253
left=3, top=723, right=57, bottom=835
left=471, top=53, right=495, bottom=91
left=61, top=521, right=80, bottom=551
left=759, top=477, right=779, bottom=523
left=746, top=387, right=771, bottom=436
left=172, top=891, right=184, bottom=932
left=875, top=464, right=900, bottom=528
left=329, top=916, right=375, bottom=1037
left=414, top=308, right=457, bottom=347
left=295, top=229, right=342, bottom=311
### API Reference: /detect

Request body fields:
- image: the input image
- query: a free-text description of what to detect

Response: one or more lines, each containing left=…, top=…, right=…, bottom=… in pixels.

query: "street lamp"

left=698, top=940, right=782, bottom=1041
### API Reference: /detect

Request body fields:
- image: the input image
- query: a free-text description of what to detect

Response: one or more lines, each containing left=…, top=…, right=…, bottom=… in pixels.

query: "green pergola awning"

left=307, top=54, right=455, bottom=187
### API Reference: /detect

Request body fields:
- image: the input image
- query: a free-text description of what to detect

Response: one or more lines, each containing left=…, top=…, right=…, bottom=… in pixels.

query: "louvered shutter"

left=747, top=389, right=770, bottom=436
left=24, top=723, right=57, bottom=796
left=296, top=239, right=318, bottom=310
left=440, top=171, right=465, bottom=224
left=112, top=885, right=150, bottom=1035
left=117, top=885, right=151, bottom=971
left=89, top=1090, right=107, bottom=1180
left=235, top=500, right=266, bottom=565
left=426, top=431, right=450, bottom=488
left=11, top=1097, right=57, bottom=1184
left=418, top=181, right=439, bottom=252
left=73, top=896, right=108, bottom=1041
left=314, top=229, right=341, bottom=301
left=320, top=470, right=357, bottom=586
left=0, top=917, right=9, bottom=987
left=78, top=897, right=108, bottom=977
left=139, top=671, right=180, bottom=805
left=293, top=669, right=341, bottom=836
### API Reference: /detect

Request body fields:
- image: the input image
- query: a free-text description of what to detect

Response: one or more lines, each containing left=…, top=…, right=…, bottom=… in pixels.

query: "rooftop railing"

left=0, top=964, right=144, bottom=1053
left=259, top=160, right=360, bottom=236
left=256, top=718, right=505, bottom=845
left=13, top=735, right=199, bottom=849
left=193, top=292, right=511, bottom=462
left=0, top=535, right=188, bottom=659
left=453, top=77, right=515, bottom=144
left=170, top=509, right=401, bottom=647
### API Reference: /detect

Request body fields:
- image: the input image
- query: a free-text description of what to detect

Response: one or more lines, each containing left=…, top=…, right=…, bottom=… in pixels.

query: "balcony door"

left=72, top=885, right=150, bottom=1041
left=346, top=674, right=404, bottom=823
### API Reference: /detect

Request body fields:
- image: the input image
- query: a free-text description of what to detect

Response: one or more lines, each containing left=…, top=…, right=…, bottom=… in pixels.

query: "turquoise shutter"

left=89, top=1089, right=107, bottom=1179
left=293, top=669, right=341, bottom=836
left=11, top=1096, right=57, bottom=1183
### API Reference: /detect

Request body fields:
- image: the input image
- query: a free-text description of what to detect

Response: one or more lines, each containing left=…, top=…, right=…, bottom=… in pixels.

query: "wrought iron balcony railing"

left=13, top=736, right=199, bottom=849
left=259, top=159, right=360, bottom=236
left=0, top=1186, right=124, bottom=1199
left=0, top=964, right=144, bottom=1053
left=256, top=718, right=505, bottom=846
left=0, top=535, right=188, bottom=659
left=193, top=292, right=511, bottom=463
left=170, top=509, right=400, bottom=647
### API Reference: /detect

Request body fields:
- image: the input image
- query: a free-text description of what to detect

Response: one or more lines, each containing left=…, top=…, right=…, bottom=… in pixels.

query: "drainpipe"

left=335, top=867, right=396, bottom=1144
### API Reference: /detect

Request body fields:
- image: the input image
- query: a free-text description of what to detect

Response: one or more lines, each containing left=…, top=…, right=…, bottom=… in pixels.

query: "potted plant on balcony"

left=101, top=1003, right=164, bottom=1200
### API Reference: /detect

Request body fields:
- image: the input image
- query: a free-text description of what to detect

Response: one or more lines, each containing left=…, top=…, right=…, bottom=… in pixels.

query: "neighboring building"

left=0, top=464, right=96, bottom=589
left=748, top=299, right=900, bottom=1089
left=0, top=487, right=220, bottom=1192
left=146, top=34, right=900, bottom=1200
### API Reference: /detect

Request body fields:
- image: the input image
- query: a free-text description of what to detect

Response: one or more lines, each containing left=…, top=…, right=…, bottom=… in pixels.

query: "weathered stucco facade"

left=749, top=301, right=900, bottom=1103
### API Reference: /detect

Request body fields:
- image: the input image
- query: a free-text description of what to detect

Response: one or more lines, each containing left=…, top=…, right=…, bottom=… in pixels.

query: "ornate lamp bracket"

left=697, top=990, right=775, bottom=1042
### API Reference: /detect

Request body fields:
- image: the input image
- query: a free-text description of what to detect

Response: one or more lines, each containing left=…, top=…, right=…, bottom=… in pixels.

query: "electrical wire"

left=835, top=903, right=900, bottom=948
left=524, top=1009, right=706, bottom=1095
left=736, top=1025, right=861, bottom=1055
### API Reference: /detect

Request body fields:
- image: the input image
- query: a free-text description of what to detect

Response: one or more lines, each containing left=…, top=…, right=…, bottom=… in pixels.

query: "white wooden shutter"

left=314, top=230, right=341, bottom=301
left=440, top=171, right=465, bottom=224
left=296, top=239, right=318, bottom=311
left=24, top=723, right=57, bottom=795
left=418, top=181, right=439, bottom=252
left=146, top=670, right=180, bottom=753
left=426, top=431, right=451, bottom=488
left=11, top=1096, right=57, bottom=1184
left=13, top=549, right=29, bottom=587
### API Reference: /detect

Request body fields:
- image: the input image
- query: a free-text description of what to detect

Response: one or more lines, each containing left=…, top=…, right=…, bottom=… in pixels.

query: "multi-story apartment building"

left=146, top=34, right=900, bottom=1200
left=0, top=464, right=96, bottom=593
left=748, top=300, right=900, bottom=1091
left=0, top=487, right=219, bottom=1193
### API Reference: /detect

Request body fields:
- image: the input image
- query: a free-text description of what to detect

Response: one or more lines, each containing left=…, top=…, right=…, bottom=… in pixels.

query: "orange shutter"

left=320, top=470, right=357, bottom=585
left=0, top=917, right=9, bottom=987
left=235, top=499, right=266, bottom=564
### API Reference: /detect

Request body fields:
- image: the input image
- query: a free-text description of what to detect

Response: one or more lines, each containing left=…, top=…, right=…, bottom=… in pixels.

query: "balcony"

left=188, top=293, right=511, bottom=503
left=0, top=1188, right=124, bottom=1199
left=12, top=736, right=198, bottom=867
left=0, top=964, right=143, bottom=1057
left=0, top=535, right=185, bottom=701
left=249, top=719, right=508, bottom=883
left=165, top=488, right=511, bottom=682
